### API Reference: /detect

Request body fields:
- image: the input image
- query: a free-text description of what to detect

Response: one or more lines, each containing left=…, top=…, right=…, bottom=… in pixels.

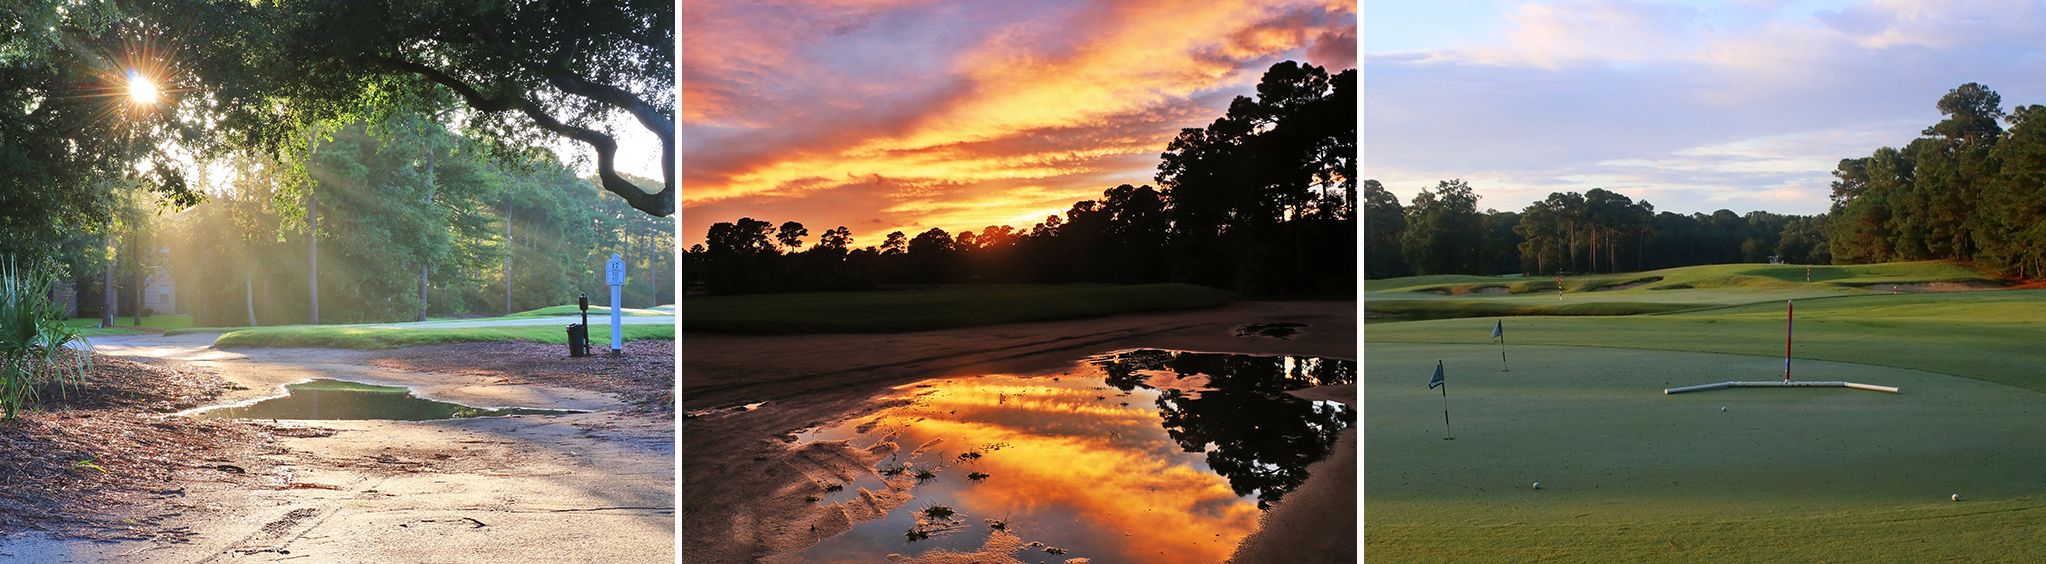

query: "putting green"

left=1366, top=343, right=2046, bottom=562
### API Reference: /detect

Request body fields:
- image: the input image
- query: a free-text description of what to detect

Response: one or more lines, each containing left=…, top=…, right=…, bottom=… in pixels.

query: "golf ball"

left=1532, top=482, right=1541, bottom=490
left=1720, top=406, right=1727, bottom=412
left=1953, top=493, right=1961, bottom=501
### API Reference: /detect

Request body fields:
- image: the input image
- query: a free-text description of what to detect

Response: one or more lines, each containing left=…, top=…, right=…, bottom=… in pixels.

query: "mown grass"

left=683, top=283, right=1236, bottom=334
left=504, top=304, right=671, bottom=318
left=1367, top=290, right=2046, bottom=393
left=1365, top=261, right=2008, bottom=320
left=1367, top=269, right=2046, bottom=561
left=1364, top=299, right=1698, bottom=320
left=1365, top=342, right=2046, bottom=562
left=212, top=322, right=673, bottom=349
left=63, top=314, right=194, bottom=336
left=1370, top=261, right=1999, bottom=295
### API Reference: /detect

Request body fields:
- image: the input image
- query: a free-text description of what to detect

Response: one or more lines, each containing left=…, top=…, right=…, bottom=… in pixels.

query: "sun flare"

left=127, top=69, right=159, bottom=105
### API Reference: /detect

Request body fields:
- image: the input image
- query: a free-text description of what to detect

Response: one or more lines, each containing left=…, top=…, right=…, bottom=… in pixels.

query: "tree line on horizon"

left=1369, top=82, right=2046, bottom=280
left=685, top=61, right=1357, bottom=297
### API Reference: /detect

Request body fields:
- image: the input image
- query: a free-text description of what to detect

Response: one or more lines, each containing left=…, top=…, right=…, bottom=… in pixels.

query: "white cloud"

left=1364, top=0, right=2046, bottom=216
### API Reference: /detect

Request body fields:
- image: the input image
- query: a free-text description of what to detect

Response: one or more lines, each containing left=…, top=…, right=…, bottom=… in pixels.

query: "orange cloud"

left=680, top=0, right=1355, bottom=245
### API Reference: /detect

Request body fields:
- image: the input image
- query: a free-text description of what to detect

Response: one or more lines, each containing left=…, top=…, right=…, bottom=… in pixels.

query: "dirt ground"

left=680, top=301, right=1357, bottom=563
left=0, top=336, right=675, bottom=563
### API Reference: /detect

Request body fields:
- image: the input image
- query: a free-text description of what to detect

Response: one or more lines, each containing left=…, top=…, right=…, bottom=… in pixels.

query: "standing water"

left=192, top=379, right=582, bottom=420
left=792, top=349, right=1354, bottom=563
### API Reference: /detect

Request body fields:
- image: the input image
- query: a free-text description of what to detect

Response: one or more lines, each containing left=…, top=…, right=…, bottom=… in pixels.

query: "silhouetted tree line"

left=1371, top=83, right=2046, bottom=280
left=1367, top=179, right=1830, bottom=277
left=686, top=61, right=1356, bottom=296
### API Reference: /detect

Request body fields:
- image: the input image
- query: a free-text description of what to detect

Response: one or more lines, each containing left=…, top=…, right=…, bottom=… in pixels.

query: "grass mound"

left=683, top=283, right=1235, bottom=334
left=213, top=323, right=673, bottom=350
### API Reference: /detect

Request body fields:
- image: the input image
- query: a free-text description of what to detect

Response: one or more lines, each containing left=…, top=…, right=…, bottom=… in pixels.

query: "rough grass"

left=683, top=283, right=1236, bottom=334
left=212, top=323, right=673, bottom=350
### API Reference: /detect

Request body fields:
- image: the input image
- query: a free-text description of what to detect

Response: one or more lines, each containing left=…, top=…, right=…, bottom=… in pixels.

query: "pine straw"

left=0, top=354, right=276, bottom=540
left=366, top=339, right=675, bottom=416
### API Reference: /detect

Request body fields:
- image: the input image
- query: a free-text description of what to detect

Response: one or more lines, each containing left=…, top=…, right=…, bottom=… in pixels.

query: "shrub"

left=0, top=258, right=90, bottom=420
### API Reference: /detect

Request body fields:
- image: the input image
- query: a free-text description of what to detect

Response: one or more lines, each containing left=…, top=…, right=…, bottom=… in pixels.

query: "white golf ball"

left=1532, top=482, right=1541, bottom=490
left=1720, top=406, right=1727, bottom=412
left=1953, top=493, right=1961, bottom=501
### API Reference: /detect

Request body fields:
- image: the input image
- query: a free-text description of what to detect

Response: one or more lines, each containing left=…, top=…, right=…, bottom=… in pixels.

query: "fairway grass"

left=1367, top=289, right=2046, bottom=393
left=212, top=323, right=673, bottom=349
left=1366, top=343, right=2046, bottom=561
left=1366, top=261, right=2007, bottom=321
left=681, top=283, right=1235, bottom=334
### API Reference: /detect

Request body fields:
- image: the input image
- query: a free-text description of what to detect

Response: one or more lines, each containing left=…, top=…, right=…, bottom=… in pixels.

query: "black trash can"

left=567, top=323, right=590, bottom=357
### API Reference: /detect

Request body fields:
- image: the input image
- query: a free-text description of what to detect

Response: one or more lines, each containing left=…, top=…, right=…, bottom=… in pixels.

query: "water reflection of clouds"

left=796, top=351, right=1352, bottom=563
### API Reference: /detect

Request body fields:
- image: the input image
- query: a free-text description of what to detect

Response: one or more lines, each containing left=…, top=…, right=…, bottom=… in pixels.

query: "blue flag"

left=1492, top=320, right=1504, bottom=340
left=1429, top=361, right=1445, bottom=389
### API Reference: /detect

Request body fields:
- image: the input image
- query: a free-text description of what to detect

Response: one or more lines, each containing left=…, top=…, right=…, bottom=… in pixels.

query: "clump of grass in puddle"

left=956, top=449, right=982, bottom=462
left=903, top=502, right=968, bottom=543
left=920, top=503, right=955, bottom=520
left=878, top=461, right=908, bottom=477
left=967, top=471, right=990, bottom=482
left=985, top=518, right=1007, bottom=531
left=822, top=482, right=844, bottom=493
left=804, top=494, right=820, bottom=503
left=912, top=467, right=939, bottom=483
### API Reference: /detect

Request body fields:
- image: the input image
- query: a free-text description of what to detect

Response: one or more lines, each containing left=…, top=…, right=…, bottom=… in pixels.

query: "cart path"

left=4, top=335, right=675, bottom=563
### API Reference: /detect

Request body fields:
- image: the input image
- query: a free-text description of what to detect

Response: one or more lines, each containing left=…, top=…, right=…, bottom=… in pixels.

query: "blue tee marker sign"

left=606, top=253, right=625, bottom=354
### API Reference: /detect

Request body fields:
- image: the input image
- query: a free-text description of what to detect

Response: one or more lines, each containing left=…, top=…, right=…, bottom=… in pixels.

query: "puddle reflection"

left=192, top=379, right=583, bottom=421
left=794, top=349, right=1354, bottom=563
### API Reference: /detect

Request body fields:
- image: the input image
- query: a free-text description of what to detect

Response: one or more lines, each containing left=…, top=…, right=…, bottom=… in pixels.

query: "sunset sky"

left=680, top=0, right=1356, bottom=246
left=1367, top=0, right=2046, bottom=216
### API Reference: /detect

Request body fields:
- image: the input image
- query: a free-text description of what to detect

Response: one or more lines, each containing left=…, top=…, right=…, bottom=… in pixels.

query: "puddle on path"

left=192, top=379, right=583, bottom=421
left=792, top=349, right=1354, bottom=563
left=1234, top=322, right=1308, bottom=339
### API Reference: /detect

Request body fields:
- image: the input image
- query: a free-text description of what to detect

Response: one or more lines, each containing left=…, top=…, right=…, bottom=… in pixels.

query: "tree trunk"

left=308, top=189, right=320, bottom=325
left=1589, top=228, right=1598, bottom=273
left=504, top=201, right=513, bottom=316
left=1566, top=223, right=1579, bottom=273
left=246, top=270, right=258, bottom=327
left=417, top=149, right=436, bottom=322
left=651, top=232, right=659, bottom=303
left=132, top=247, right=144, bottom=327
left=101, top=231, right=116, bottom=328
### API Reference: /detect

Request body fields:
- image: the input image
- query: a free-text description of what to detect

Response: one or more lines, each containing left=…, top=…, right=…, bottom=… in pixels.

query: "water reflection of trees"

left=1089, top=350, right=1356, bottom=508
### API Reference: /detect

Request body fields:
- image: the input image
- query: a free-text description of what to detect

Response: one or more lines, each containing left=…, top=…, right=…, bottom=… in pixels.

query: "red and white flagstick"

left=1784, top=300, right=1794, bottom=382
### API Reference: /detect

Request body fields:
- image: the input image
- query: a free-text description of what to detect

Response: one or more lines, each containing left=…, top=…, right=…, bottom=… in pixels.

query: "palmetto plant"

left=0, top=257, right=90, bottom=421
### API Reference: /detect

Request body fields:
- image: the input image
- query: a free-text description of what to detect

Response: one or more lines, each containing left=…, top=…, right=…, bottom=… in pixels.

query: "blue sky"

left=1364, top=0, right=2046, bottom=216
